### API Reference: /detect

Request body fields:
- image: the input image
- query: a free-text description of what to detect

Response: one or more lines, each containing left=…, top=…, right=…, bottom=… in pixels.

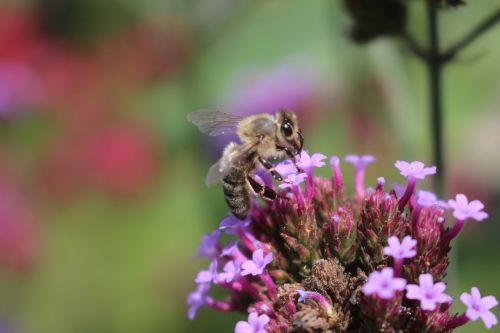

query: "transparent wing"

left=187, top=109, right=242, bottom=136
left=205, top=158, right=227, bottom=187
left=204, top=141, right=260, bottom=187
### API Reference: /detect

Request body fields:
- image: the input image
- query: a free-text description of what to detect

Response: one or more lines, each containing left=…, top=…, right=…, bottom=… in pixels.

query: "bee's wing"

left=204, top=140, right=260, bottom=187
left=187, top=109, right=242, bottom=136
left=205, top=158, right=227, bottom=187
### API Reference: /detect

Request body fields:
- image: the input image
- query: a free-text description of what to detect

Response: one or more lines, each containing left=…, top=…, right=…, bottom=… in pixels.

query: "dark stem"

left=442, top=8, right=500, bottom=63
left=426, top=0, right=444, bottom=197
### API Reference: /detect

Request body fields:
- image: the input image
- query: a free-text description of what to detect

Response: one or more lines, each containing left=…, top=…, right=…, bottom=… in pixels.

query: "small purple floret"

left=219, top=215, right=252, bottom=234
left=234, top=312, right=270, bottom=333
left=198, top=230, right=221, bottom=259
left=217, top=260, right=241, bottom=283
left=195, top=260, right=218, bottom=284
left=274, top=160, right=298, bottom=178
left=395, top=161, right=436, bottom=180
left=362, top=267, right=407, bottom=299
left=460, top=287, right=498, bottom=329
left=448, top=194, right=488, bottom=222
left=297, top=151, right=327, bottom=170
left=345, top=154, right=375, bottom=169
left=241, top=249, right=273, bottom=276
left=406, top=274, right=451, bottom=311
left=279, top=173, right=308, bottom=189
left=383, top=236, right=417, bottom=260
left=187, top=283, right=210, bottom=320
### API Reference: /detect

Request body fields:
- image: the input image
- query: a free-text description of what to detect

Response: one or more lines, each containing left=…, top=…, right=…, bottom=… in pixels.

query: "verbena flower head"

left=460, top=287, right=498, bottom=329
left=188, top=152, right=495, bottom=332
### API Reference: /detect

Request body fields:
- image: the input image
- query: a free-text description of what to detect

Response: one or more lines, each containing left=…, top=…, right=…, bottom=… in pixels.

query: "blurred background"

left=0, top=0, right=499, bottom=332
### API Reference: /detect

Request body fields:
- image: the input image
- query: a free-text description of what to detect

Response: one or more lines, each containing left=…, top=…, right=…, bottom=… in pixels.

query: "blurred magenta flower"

left=222, top=58, right=318, bottom=117
left=41, top=123, right=159, bottom=199
left=235, top=312, right=270, bottom=333
left=0, top=61, right=42, bottom=117
left=0, top=177, right=38, bottom=273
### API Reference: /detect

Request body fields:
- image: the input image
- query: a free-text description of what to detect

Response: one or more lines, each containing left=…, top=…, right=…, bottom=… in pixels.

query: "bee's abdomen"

left=222, top=168, right=250, bottom=219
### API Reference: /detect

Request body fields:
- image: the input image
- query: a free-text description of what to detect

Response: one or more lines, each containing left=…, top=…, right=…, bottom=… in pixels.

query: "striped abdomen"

left=222, top=167, right=250, bottom=219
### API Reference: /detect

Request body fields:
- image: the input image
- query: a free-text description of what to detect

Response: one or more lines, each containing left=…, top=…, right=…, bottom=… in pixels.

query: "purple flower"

left=383, top=236, right=417, bottom=260
left=279, top=173, right=308, bottom=189
left=460, top=287, right=498, bottom=329
left=416, top=190, right=447, bottom=208
left=234, top=312, right=270, bottom=333
left=345, top=154, right=375, bottom=169
left=241, top=249, right=273, bottom=276
left=395, top=161, right=437, bottom=180
left=296, top=289, right=334, bottom=316
left=219, top=215, right=252, bottom=234
left=274, top=160, right=298, bottom=178
left=217, top=260, right=241, bottom=283
left=296, top=151, right=327, bottom=171
left=362, top=267, right=407, bottom=299
left=448, top=194, right=488, bottom=222
left=222, top=59, right=317, bottom=117
left=198, top=230, right=221, bottom=258
left=406, top=274, right=451, bottom=311
left=345, top=154, right=375, bottom=197
left=195, top=260, right=218, bottom=284
left=187, top=283, right=210, bottom=320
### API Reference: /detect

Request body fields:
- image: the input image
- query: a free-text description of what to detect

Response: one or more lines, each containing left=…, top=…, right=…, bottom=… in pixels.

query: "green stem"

left=442, top=9, right=500, bottom=63
left=426, top=0, right=444, bottom=197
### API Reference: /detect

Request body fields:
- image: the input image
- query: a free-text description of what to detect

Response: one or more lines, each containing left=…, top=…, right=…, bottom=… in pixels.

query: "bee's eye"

left=281, top=122, right=293, bottom=137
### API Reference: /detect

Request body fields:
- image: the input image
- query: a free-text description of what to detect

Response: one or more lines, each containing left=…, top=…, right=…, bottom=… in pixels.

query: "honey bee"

left=187, top=109, right=304, bottom=219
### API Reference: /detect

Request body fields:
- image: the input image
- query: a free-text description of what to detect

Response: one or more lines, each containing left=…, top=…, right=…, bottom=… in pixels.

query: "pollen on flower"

left=188, top=151, right=493, bottom=332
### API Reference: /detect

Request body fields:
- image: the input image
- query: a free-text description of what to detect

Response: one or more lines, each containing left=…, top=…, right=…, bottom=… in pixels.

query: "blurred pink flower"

left=222, top=59, right=318, bottom=117
left=0, top=61, right=42, bottom=117
left=41, top=123, right=160, bottom=199
left=0, top=177, right=38, bottom=273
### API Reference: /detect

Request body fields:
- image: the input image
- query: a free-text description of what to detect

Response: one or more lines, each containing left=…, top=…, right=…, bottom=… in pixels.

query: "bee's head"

left=276, top=110, right=303, bottom=155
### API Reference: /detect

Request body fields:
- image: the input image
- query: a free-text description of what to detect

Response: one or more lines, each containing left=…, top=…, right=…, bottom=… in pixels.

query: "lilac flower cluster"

left=188, top=151, right=497, bottom=332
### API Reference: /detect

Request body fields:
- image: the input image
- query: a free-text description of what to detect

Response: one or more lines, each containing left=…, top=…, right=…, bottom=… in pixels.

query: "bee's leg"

left=247, top=176, right=277, bottom=201
left=257, top=157, right=283, bottom=182
left=281, top=147, right=304, bottom=173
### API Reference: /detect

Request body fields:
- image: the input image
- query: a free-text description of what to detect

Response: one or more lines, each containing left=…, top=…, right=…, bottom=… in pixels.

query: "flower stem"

left=442, top=9, right=500, bottom=63
left=426, top=0, right=445, bottom=198
left=444, top=219, right=465, bottom=242
left=261, top=272, right=278, bottom=301
left=398, top=176, right=416, bottom=211
left=445, top=313, right=469, bottom=330
left=394, top=258, right=403, bottom=277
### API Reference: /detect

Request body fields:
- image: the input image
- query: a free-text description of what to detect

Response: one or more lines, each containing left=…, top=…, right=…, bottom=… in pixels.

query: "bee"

left=187, top=109, right=304, bottom=219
